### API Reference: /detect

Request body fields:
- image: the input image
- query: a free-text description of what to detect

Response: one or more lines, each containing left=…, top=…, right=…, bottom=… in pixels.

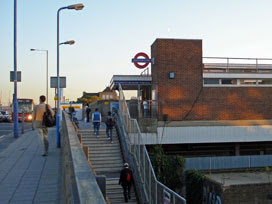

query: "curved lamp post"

left=56, top=4, right=84, bottom=148
left=30, top=49, right=49, bottom=104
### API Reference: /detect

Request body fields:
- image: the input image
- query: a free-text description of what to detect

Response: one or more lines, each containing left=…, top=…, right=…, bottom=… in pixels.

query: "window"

left=102, top=95, right=105, bottom=99
left=222, top=79, right=237, bottom=85
left=110, top=95, right=113, bottom=99
left=240, top=79, right=257, bottom=85
left=204, top=78, right=220, bottom=84
left=257, top=79, right=272, bottom=85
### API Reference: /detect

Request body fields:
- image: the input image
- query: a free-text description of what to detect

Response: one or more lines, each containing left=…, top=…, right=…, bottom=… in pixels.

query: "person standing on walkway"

left=106, top=111, right=115, bottom=143
left=33, top=95, right=54, bottom=156
left=119, top=163, right=133, bottom=202
left=143, top=100, right=149, bottom=118
left=92, top=108, right=101, bottom=137
left=85, top=104, right=91, bottom=123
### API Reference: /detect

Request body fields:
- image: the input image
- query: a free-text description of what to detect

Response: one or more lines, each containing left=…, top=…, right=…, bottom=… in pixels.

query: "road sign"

left=50, top=77, right=66, bottom=88
left=132, top=52, right=152, bottom=69
left=10, top=71, right=21, bottom=82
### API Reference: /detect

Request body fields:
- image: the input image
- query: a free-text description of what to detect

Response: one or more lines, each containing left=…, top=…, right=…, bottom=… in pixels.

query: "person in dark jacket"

left=119, top=163, right=133, bottom=202
left=106, top=111, right=115, bottom=143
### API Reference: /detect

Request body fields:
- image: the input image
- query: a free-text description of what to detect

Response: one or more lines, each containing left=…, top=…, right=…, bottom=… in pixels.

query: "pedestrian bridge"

left=0, top=84, right=186, bottom=204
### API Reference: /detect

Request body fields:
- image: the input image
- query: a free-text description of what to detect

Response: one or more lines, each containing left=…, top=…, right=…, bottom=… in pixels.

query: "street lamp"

left=56, top=3, right=84, bottom=148
left=13, top=0, right=19, bottom=138
left=30, top=49, right=49, bottom=104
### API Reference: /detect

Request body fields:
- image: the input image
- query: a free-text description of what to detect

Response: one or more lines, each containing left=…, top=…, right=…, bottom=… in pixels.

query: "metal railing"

left=185, top=154, right=272, bottom=171
left=203, top=57, right=272, bottom=73
left=118, top=84, right=186, bottom=204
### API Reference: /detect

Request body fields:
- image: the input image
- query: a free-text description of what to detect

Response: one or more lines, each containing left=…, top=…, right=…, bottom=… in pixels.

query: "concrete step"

left=91, top=160, right=123, bottom=165
left=89, top=149, right=121, bottom=154
left=90, top=155, right=122, bottom=161
left=88, top=146, right=121, bottom=151
left=83, top=142, right=120, bottom=147
left=92, top=163, right=123, bottom=169
left=89, top=152, right=122, bottom=157
left=95, top=167, right=122, bottom=174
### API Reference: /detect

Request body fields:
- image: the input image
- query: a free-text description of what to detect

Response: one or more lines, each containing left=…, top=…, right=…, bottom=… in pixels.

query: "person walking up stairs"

left=78, top=121, right=138, bottom=204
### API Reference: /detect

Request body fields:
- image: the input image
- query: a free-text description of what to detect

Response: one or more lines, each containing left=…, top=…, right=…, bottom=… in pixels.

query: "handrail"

left=118, top=84, right=186, bottom=204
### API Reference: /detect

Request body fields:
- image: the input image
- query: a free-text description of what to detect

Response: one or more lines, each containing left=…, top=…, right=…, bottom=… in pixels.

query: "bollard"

left=21, top=111, right=24, bottom=134
left=96, top=175, right=106, bottom=199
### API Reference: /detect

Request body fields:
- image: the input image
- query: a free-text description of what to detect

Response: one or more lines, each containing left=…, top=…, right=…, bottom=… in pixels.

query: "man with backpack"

left=92, top=108, right=101, bottom=136
left=119, top=163, right=133, bottom=202
left=85, top=104, right=91, bottom=123
left=106, top=111, right=115, bottom=143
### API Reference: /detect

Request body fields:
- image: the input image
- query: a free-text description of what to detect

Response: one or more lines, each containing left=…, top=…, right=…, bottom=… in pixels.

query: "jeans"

left=93, top=122, right=100, bottom=135
left=106, top=126, right=113, bottom=141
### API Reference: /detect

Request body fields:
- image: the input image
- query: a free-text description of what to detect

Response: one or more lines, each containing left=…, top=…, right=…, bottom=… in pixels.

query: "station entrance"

left=110, top=74, right=154, bottom=119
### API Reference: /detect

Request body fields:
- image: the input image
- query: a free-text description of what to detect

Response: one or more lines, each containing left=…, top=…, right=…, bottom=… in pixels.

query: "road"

left=0, top=122, right=33, bottom=138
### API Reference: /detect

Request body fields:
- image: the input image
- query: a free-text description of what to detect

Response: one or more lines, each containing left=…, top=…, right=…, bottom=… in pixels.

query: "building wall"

left=222, top=183, right=272, bottom=204
left=151, top=39, right=272, bottom=121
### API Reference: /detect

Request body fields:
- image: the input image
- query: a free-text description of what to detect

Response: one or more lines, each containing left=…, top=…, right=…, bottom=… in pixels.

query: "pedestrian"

left=143, top=100, right=149, bottom=118
left=32, top=95, right=54, bottom=156
left=85, top=104, right=91, bottom=123
left=119, top=163, right=133, bottom=202
left=92, top=108, right=101, bottom=137
left=106, top=111, right=115, bottom=143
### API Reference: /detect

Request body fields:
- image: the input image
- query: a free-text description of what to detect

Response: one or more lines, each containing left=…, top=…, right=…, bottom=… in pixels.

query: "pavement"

left=0, top=127, right=62, bottom=204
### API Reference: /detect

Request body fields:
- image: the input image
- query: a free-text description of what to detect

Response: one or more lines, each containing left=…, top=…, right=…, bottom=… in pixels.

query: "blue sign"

left=132, top=58, right=153, bottom=63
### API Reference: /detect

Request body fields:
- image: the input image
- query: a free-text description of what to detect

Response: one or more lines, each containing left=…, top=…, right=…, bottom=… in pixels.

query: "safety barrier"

left=185, top=154, right=272, bottom=171
left=118, top=84, right=186, bottom=204
left=61, top=112, right=106, bottom=204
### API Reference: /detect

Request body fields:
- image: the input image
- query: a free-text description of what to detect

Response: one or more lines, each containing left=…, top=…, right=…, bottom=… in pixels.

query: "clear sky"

left=1, top=0, right=272, bottom=106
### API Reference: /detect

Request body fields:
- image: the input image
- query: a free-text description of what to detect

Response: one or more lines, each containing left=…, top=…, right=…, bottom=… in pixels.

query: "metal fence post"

left=149, top=165, right=151, bottom=203
left=155, top=181, right=157, bottom=204
left=21, top=111, right=24, bottom=134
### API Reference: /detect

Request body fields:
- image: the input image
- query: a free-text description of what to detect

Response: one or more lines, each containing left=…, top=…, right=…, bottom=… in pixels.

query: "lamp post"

left=30, top=49, right=49, bottom=104
left=13, top=0, right=18, bottom=138
left=56, top=3, right=84, bottom=148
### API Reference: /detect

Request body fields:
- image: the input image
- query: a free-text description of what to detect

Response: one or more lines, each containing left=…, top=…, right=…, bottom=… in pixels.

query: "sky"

left=1, top=0, right=272, bottom=106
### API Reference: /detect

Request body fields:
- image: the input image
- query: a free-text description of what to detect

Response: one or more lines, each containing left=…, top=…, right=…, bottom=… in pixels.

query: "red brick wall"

left=151, top=39, right=272, bottom=121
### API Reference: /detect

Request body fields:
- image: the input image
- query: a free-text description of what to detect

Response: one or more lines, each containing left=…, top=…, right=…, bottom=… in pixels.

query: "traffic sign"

left=132, top=52, right=152, bottom=69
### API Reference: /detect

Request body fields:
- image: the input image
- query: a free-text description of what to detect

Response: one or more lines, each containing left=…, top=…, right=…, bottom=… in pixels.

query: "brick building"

left=149, top=39, right=272, bottom=157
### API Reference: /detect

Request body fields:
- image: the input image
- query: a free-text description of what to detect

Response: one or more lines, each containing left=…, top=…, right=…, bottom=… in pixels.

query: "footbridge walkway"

left=0, top=85, right=186, bottom=204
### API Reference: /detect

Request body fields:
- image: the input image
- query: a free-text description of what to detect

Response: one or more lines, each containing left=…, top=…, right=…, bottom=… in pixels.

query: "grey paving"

left=0, top=127, right=61, bottom=204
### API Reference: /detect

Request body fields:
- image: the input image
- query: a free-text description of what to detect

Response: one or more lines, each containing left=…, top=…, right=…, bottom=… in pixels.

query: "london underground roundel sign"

left=131, top=52, right=152, bottom=69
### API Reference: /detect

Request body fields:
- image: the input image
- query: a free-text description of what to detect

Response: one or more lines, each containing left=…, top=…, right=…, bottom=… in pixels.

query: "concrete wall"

left=62, top=112, right=106, bottom=204
left=222, top=183, right=272, bottom=204
left=151, top=39, right=272, bottom=121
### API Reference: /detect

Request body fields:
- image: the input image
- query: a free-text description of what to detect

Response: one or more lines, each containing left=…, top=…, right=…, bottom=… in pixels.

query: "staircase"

left=79, top=125, right=138, bottom=204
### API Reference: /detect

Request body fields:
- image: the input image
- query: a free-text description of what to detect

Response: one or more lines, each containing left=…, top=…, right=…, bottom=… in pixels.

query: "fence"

left=118, top=84, right=186, bottom=204
left=185, top=155, right=272, bottom=171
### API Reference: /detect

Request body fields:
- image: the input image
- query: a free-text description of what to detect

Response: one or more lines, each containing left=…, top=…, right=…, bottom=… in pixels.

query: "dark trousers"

left=122, top=183, right=131, bottom=201
left=86, top=112, right=90, bottom=122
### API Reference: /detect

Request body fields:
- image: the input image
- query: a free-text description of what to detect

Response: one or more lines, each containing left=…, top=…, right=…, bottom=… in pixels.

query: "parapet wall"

left=61, top=112, right=106, bottom=204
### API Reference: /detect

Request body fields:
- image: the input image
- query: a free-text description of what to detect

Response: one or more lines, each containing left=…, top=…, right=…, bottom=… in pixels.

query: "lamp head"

left=30, top=49, right=36, bottom=51
left=67, top=3, right=84, bottom=10
left=65, top=40, right=75, bottom=45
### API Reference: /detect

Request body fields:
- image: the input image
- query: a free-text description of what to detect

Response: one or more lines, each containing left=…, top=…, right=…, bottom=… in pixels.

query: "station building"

left=111, top=38, right=272, bottom=157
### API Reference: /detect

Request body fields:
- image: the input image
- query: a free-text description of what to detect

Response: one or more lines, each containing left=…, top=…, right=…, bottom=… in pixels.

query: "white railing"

left=203, top=57, right=272, bottom=73
left=118, top=84, right=186, bottom=204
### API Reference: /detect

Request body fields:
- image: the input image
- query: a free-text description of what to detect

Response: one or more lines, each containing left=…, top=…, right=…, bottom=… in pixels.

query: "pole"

left=13, top=0, right=19, bottom=138
left=56, top=8, right=61, bottom=148
left=46, top=50, right=48, bottom=104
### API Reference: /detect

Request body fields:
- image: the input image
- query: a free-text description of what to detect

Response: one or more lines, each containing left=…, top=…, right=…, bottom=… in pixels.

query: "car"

left=0, top=111, right=12, bottom=123
left=0, top=112, right=3, bottom=122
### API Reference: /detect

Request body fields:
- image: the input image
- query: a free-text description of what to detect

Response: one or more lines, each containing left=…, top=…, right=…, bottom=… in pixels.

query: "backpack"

left=126, top=172, right=131, bottom=182
left=86, top=107, right=91, bottom=114
left=106, top=116, right=114, bottom=127
left=42, top=104, right=56, bottom=127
